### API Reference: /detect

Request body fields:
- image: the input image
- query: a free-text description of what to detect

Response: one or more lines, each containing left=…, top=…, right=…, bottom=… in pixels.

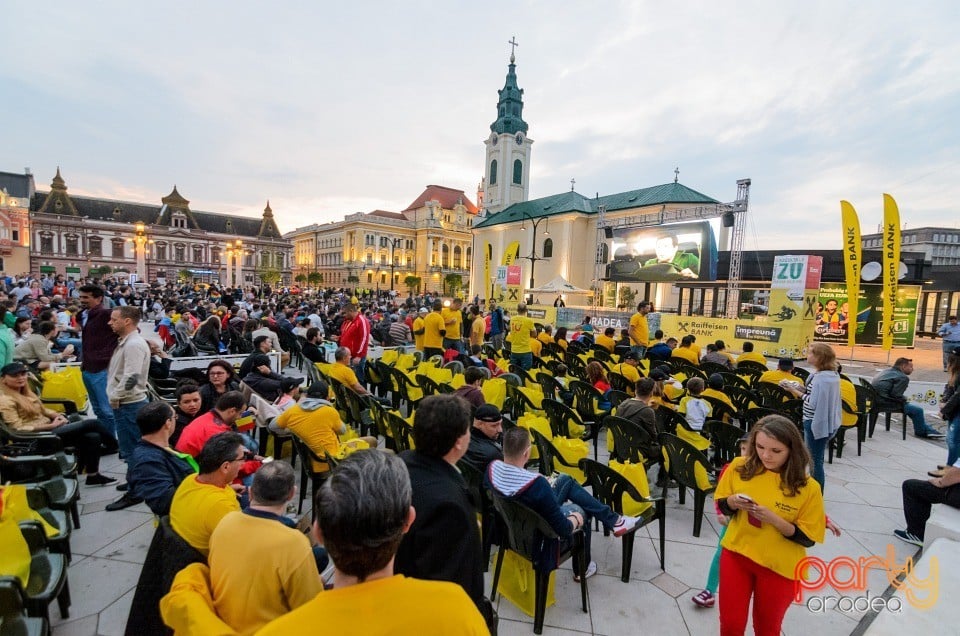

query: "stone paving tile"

left=68, top=507, right=154, bottom=557
left=48, top=615, right=98, bottom=636
left=91, top=518, right=156, bottom=565
left=591, top=579, right=687, bottom=635
left=50, top=557, right=141, bottom=629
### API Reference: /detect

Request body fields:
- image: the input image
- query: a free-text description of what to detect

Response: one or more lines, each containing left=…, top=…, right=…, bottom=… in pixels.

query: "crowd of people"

left=4, top=273, right=960, bottom=635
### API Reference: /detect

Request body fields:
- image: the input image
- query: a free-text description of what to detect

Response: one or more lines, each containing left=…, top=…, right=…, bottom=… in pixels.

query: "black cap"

left=280, top=377, right=304, bottom=392
left=306, top=381, right=329, bottom=398
left=622, top=351, right=640, bottom=361
left=249, top=354, right=271, bottom=369
left=0, top=362, right=28, bottom=376
left=475, top=404, right=503, bottom=423
left=650, top=369, right=668, bottom=382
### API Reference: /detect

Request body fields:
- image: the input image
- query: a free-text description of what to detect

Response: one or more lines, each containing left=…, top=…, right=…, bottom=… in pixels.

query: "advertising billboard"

left=606, top=221, right=717, bottom=282
left=813, top=283, right=921, bottom=347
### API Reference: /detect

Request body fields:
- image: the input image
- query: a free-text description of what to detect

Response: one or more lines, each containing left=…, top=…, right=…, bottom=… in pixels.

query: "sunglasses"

left=232, top=450, right=255, bottom=462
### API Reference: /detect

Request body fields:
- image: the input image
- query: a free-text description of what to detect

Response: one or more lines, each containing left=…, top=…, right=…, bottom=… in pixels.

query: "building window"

left=11, top=229, right=18, bottom=242
left=543, top=238, right=553, bottom=258
left=275, top=252, right=284, bottom=268
left=367, top=273, right=372, bottom=283
left=175, top=245, right=185, bottom=261
left=211, top=248, right=220, bottom=263
left=513, top=159, right=522, bottom=185
left=453, top=246, right=462, bottom=269
left=441, top=244, right=450, bottom=268
left=65, top=235, right=79, bottom=257
left=88, top=237, right=103, bottom=257
left=156, top=243, right=167, bottom=261
left=244, top=254, right=253, bottom=267
left=193, top=246, right=204, bottom=262
left=490, top=160, right=497, bottom=185
left=261, top=251, right=270, bottom=267
left=112, top=238, right=126, bottom=257
left=466, top=247, right=472, bottom=265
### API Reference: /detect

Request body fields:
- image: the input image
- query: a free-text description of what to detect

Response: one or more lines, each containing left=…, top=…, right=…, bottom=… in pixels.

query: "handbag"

left=551, top=437, right=588, bottom=483
left=608, top=460, right=654, bottom=516
left=495, top=549, right=556, bottom=618
left=40, top=365, right=88, bottom=412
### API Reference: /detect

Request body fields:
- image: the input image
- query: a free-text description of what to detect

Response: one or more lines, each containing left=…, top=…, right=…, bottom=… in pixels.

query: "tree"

left=347, top=274, right=360, bottom=284
left=177, top=268, right=194, bottom=283
left=295, top=273, right=307, bottom=284
left=404, top=275, right=422, bottom=294
left=257, top=266, right=282, bottom=287
left=444, top=273, right=463, bottom=298
left=618, top=285, right=637, bottom=310
left=89, top=265, right=111, bottom=278
left=307, top=271, right=322, bottom=287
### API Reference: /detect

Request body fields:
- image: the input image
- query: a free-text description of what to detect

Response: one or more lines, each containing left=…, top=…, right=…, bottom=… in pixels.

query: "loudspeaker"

left=722, top=212, right=735, bottom=228
left=603, top=226, right=614, bottom=239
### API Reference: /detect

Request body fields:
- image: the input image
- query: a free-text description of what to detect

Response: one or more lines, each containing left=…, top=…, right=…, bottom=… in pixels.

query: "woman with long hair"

left=0, top=362, right=118, bottom=485
left=714, top=415, right=825, bottom=635
left=554, top=327, right=569, bottom=351
left=198, top=359, right=241, bottom=414
left=193, top=315, right=222, bottom=354
left=782, top=342, right=840, bottom=491
left=938, top=349, right=960, bottom=471
left=585, top=361, right=612, bottom=411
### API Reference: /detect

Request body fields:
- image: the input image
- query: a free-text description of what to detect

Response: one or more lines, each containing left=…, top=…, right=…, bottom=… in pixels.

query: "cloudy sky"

left=2, top=1, right=958, bottom=249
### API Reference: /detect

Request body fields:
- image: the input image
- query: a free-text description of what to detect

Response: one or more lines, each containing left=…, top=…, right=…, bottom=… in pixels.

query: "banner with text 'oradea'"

left=502, top=241, right=520, bottom=266
left=840, top=201, right=861, bottom=348
left=882, top=194, right=901, bottom=351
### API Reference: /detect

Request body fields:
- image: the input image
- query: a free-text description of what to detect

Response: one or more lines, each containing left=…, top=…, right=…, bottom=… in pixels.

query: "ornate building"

left=286, top=184, right=477, bottom=294
left=28, top=169, right=292, bottom=286
left=0, top=169, right=35, bottom=275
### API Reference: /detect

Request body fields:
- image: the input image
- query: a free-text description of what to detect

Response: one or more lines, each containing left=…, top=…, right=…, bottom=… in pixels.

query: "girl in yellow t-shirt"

left=714, top=415, right=826, bottom=636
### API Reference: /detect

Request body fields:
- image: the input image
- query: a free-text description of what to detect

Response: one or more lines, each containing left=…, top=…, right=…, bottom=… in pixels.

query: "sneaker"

left=928, top=469, right=946, bottom=478
left=613, top=515, right=640, bottom=537
left=691, top=589, right=716, bottom=608
left=116, top=482, right=129, bottom=492
left=105, top=493, right=144, bottom=512
left=573, top=560, right=598, bottom=582
left=893, top=529, right=923, bottom=547
left=85, top=473, right=118, bottom=487
left=925, top=432, right=946, bottom=439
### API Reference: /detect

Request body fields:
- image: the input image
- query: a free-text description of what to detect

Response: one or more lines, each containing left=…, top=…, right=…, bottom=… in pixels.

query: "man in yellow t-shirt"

left=441, top=298, right=464, bottom=353
left=257, top=449, right=488, bottom=636
left=507, top=303, right=537, bottom=371
left=537, top=325, right=555, bottom=346
left=736, top=341, right=768, bottom=367
left=422, top=301, right=446, bottom=359
left=170, top=432, right=244, bottom=555
left=758, top=359, right=799, bottom=387
left=670, top=335, right=700, bottom=366
left=208, top=462, right=323, bottom=634
left=328, top=346, right=373, bottom=396
left=412, top=308, right=427, bottom=351
left=611, top=351, right=642, bottom=394
left=595, top=327, right=617, bottom=353
left=628, top=300, right=652, bottom=357
left=469, top=305, right=485, bottom=349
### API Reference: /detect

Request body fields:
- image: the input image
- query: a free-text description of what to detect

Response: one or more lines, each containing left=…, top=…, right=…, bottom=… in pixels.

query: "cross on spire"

left=508, top=36, right=519, bottom=62
left=570, top=178, right=576, bottom=191
left=674, top=167, right=680, bottom=183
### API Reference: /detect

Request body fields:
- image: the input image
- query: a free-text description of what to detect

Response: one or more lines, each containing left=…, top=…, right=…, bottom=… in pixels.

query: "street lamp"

left=224, top=240, right=251, bottom=288
left=518, top=212, right=550, bottom=304
left=126, top=221, right=154, bottom=283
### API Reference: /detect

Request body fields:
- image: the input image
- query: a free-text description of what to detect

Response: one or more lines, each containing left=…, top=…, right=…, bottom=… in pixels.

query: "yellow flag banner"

left=502, top=240, right=520, bottom=266
left=483, top=241, right=492, bottom=300
left=882, top=194, right=901, bottom=351
left=840, top=201, right=861, bottom=349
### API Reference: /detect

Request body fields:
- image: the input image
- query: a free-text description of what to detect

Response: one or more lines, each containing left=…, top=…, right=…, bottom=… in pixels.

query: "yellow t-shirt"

left=714, top=456, right=825, bottom=580
left=170, top=474, right=241, bottom=556
left=470, top=316, right=485, bottom=347
left=736, top=351, right=768, bottom=366
left=441, top=308, right=462, bottom=341
left=328, top=362, right=360, bottom=389
left=671, top=347, right=699, bottom=366
left=209, top=512, right=323, bottom=635
left=257, top=574, right=488, bottom=636
left=595, top=334, right=616, bottom=352
left=530, top=337, right=542, bottom=358
left=629, top=312, right=649, bottom=347
left=537, top=332, right=555, bottom=346
left=509, top=315, right=535, bottom=354
left=275, top=402, right=344, bottom=471
left=423, top=312, right=446, bottom=349
left=613, top=362, right=641, bottom=393
left=701, top=388, right=735, bottom=412
left=412, top=316, right=426, bottom=351
left=758, top=370, right=797, bottom=386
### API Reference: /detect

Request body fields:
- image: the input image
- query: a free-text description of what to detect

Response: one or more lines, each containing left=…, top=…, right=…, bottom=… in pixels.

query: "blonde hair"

left=807, top=342, right=837, bottom=372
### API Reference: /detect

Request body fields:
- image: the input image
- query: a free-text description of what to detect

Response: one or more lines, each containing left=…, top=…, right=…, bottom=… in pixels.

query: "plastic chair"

left=580, top=458, right=665, bottom=581
left=489, top=492, right=588, bottom=634
left=830, top=389, right=868, bottom=461
left=701, top=396, right=738, bottom=426
left=791, top=367, right=810, bottom=382
left=607, top=390, right=630, bottom=410
left=535, top=372, right=560, bottom=401
left=540, top=399, right=586, bottom=440
left=386, top=367, right=422, bottom=415
left=290, top=434, right=331, bottom=519
left=742, top=407, right=783, bottom=430
left=17, top=521, right=71, bottom=623
left=658, top=433, right=717, bottom=537
left=508, top=364, right=536, bottom=387
left=735, top=360, right=769, bottom=375
left=443, top=360, right=464, bottom=375
left=386, top=412, right=414, bottom=453
left=858, top=379, right=907, bottom=440
left=702, top=420, right=743, bottom=467
left=716, top=371, right=750, bottom=390
left=754, top=382, right=795, bottom=408
left=569, top=380, right=607, bottom=460
left=0, top=422, right=77, bottom=478
left=22, top=486, right=72, bottom=562
left=607, top=371, right=631, bottom=393
left=700, top=361, right=730, bottom=377
left=0, top=456, right=80, bottom=530
left=529, top=428, right=583, bottom=480
left=457, top=459, right=497, bottom=569
left=604, top=415, right=658, bottom=468
left=0, top=576, right=47, bottom=636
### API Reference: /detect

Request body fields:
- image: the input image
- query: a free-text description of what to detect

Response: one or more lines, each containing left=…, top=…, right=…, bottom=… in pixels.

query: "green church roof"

left=490, top=54, right=528, bottom=135
left=475, top=182, right=719, bottom=228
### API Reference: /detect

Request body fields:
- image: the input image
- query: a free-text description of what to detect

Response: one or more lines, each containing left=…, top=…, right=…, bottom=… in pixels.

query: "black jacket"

left=301, top=341, right=326, bottom=364
left=243, top=371, right=284, bottom=402
left=394, top=451, right=484, bottom=606
left=463, top=427, right=503, bottom=473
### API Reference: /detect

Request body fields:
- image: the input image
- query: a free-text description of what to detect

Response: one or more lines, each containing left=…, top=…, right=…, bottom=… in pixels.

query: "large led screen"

left=606, top=221, right=718, bottom=282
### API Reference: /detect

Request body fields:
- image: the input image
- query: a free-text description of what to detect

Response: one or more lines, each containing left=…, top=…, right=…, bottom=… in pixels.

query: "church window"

left=489, top=160, right=497, bottom=185
left=543, top=238, right=553, bottom=258
left=513, top=159, right=522, bottom=185
left=88, top=237, right=103, bottom=257
left=512, top=104, right=519, bottom=116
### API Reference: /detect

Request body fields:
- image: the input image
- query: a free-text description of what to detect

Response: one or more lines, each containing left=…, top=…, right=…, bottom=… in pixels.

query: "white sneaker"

left=613, top=515, right=639, bottom=537
left=573, top=560, right=597, bottom=582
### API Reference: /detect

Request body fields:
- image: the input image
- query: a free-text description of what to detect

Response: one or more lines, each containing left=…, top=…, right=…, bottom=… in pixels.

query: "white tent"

left=526, top=276, right=591, bottom=294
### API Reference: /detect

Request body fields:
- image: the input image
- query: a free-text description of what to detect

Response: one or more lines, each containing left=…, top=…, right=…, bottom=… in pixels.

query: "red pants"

left=718, top=549, right=795, bottom=636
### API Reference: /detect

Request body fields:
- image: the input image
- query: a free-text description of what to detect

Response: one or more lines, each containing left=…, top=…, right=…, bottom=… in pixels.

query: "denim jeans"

left=82, top=369, right=116, bottom=438
left=904, top=402, right=936, bottom=436
left=115, top=400, right=147, bottom=464
left=803, top=419, right=828, bottom=493
left=552, top=474, right=619, bottom=563
left=509, top=352, right=533, bottom=372
left=947, top=415, right=960, bottom=466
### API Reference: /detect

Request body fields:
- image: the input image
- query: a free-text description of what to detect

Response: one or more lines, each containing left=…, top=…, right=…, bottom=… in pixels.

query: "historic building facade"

left=0, top=169, right=35, bottom=275
left=286, top=184, right=477, bottom=294
left=28, top=169, right=292, bottom=285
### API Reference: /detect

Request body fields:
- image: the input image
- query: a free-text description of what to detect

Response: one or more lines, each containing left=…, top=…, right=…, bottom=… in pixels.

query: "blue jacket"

left=128, top=440, right=195, bottom=516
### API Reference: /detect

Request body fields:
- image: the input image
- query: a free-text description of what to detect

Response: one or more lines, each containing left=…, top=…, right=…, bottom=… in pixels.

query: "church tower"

left=481, top=45, right=532, bottom=215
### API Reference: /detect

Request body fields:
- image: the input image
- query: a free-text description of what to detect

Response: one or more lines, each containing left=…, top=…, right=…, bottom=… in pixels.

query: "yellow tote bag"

left=1, top=484, right=59, bottom=538
left=608, top=460, right=653, bottom=516
left=482, top=378, right=507, bottom=410
left=517, top=414, right=552, bottom=461
left=0, top=488, right=33, bottom=587
left=676, top=426, right=711, bottom=452
left=517, top=386, right=544, bottom=410
left=381, top=349, right=399, bottom=366
left=40, top=366, right=88, bottom=412
left=552, top=437, right=588, bottom=483
left=495, top=549, right=556, bottom=617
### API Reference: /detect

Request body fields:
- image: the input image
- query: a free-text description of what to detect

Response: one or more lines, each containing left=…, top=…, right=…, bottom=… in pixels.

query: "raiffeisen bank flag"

left=840, top=201, right=861, bottom=349
left=882, top=194, right=901, bottom=351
